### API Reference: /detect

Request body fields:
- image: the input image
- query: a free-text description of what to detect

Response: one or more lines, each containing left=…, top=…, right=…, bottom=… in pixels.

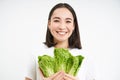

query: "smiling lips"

left=56, top=31, right=67, bottom=35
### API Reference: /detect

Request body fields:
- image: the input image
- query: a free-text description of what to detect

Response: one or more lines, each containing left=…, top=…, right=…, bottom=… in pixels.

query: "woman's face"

left=48, top=8, right=74, bottom=42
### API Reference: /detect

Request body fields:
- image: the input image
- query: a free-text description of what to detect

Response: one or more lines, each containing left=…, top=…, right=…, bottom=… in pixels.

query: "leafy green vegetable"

left=67, top=55, right=84, bottom=76
left=54, top=48, right=72, bottom=73
left=38, top=48, right=84, bottom=77
left=38, top=55, right=55, bottom=77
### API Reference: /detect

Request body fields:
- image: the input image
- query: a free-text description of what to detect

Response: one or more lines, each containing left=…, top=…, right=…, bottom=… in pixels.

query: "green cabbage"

left=38, top=48, right=84, bottom=77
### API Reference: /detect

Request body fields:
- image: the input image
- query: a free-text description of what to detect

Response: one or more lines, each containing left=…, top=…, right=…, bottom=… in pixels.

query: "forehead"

left=51, top=8, right=74, bottom=19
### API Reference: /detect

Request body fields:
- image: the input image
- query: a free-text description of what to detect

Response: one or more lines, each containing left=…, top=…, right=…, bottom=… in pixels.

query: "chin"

left=55, top=38, right=68, bottom=42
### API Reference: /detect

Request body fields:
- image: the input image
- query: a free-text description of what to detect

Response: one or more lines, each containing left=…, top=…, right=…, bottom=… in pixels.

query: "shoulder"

left=32, top=43, right=54, bottom=57
left=70, top=48, right=94, bottom=69
left=69, top=48, right=88, bottom=58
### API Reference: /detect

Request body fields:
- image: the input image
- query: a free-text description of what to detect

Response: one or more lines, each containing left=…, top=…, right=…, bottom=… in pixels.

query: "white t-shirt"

left=25, top=43, right=95, bottom=80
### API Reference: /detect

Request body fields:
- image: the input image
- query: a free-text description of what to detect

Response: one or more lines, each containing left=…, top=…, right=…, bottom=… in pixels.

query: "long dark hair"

left=44, top=3, right=82, bottom=49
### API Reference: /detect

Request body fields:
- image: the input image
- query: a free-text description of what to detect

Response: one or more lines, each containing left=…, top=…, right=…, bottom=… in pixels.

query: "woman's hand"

left=43, top=72, right=79, bottom=80
left=43, top=71, right=65, bottom=80
left=63, top=73, right=79, bottom=80
left=39, top=69, right=79, bottom=80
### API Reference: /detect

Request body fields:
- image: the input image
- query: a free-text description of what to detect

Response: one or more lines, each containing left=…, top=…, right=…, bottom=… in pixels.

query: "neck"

left=55, top=40, right=69, bottom=49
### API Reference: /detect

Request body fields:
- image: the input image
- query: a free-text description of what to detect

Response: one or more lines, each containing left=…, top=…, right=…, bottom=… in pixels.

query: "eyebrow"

left=66, top=18, right=73, bottom=21
left=53, top=17, right=73, bottom=20
left=53, top=17, right=60, bottom=19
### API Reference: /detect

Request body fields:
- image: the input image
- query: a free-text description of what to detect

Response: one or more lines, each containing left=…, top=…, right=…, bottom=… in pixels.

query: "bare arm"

left=25, top=77, right=32, bottom=80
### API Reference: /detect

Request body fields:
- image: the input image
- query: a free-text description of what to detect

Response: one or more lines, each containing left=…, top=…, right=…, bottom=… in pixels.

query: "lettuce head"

left=38, top=55, right=55, bottom=77
left=38, top=48, right=84, bottom=77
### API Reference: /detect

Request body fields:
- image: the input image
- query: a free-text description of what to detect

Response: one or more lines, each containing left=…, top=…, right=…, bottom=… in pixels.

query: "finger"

left=49, top=71, right=62, bottom=79
left=42, top=77, right=50, bottom=80
left=64, top=76, right=73, bottom=80
left=52, top=71, right=65, bottom=80
left=64, top=74, right=76, bottom=80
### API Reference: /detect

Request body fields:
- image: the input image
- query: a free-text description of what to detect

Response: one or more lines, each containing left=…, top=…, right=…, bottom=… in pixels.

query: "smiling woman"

left=25, top=3, right=95, bottom=80
left=45, top=3, right=82, bottom=49
left=48, top=8, right=75, bottom=48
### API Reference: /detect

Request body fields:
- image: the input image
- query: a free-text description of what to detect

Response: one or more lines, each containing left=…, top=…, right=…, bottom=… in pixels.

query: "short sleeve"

left=85, top=54, right=96, bottom=80
left=25, top=53, right=36, bottom=80
left=71, top=49, right=96, bottom=80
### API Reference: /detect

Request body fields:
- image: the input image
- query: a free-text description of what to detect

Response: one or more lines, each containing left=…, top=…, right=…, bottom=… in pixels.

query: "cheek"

left=69, top=25, right=75, bottom=31
left=72, top=26, right=75, bottom=30
left=49, top=23, right=59, bottom=30
left=48, top=24, right=56, bottom=31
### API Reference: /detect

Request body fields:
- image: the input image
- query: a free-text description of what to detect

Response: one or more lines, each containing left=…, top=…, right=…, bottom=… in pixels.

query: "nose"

left=59, top=22, right=66, bottom=30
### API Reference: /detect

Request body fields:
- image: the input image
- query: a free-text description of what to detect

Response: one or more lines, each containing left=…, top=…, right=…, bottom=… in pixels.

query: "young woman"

left=25, top=3, right=95, bottom=80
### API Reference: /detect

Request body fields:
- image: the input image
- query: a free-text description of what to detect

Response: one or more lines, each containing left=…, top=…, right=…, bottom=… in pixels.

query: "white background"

left=0, top=0, right=120, bottom=80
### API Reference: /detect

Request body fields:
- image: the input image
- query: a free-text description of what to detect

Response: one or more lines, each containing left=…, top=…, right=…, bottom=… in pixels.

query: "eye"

left=54, top=20, right=59, bottom=22
left=66, top=21, right=71, bottom=23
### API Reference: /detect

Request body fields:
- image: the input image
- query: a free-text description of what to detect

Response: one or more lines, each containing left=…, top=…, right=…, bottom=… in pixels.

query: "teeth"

left=58, top=32, right=66, bottom=35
